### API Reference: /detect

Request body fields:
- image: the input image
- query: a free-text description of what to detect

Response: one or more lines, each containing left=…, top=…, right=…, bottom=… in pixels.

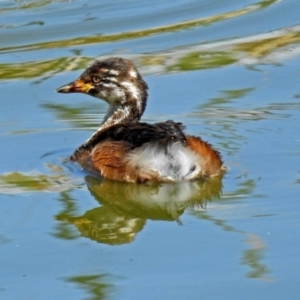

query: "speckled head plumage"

left=57, top=57, right=148, bottom=121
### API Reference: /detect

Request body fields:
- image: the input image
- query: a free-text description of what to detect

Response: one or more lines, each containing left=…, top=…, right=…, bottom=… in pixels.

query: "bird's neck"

left=101, top=102, right=141, bottom=129
left=84, top=91, right=147, bottom=146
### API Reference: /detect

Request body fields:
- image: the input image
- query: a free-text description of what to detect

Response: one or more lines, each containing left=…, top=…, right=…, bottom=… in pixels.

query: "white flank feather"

left=127, top=141, right=202, bottom=181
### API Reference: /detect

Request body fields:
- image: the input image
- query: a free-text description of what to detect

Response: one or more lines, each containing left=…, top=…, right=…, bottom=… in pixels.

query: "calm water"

left=1, top=0, right=300, bottom=299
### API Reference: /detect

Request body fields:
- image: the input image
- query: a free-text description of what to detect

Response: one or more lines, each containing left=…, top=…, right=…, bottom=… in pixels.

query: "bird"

left=56, top=57, right=224, bottom=183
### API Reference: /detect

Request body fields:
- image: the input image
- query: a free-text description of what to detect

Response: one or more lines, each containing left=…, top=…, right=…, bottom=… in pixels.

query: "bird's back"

left=71, top=121, right=223, bottom=183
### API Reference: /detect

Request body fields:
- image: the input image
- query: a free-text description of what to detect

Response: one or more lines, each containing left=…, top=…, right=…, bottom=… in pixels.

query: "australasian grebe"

left=56, top=57, right=224, bottom=183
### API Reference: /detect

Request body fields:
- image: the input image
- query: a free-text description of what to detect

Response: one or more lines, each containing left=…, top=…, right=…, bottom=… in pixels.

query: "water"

left=1, top=0, right=300, bottom=299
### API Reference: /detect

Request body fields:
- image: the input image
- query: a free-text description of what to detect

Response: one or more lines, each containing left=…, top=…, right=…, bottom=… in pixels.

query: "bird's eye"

left=91, top=75, right=101, bottom=83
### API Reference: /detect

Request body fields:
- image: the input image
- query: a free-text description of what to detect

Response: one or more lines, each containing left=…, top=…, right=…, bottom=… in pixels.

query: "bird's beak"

left=56, top=79, right=93, bottom=94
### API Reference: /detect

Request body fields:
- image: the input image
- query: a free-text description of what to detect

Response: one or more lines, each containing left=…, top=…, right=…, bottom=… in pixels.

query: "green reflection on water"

left=168, top=51, right=236, bottom=71
left=55, top=176, right=223, bottom=245
left=0, top=57, right=90, bottom=80
left=191, top=209, right=271, bottom=281
left=58, top=205, right=146, bottom=245
left=207, top=88, right=255, bottom=106
left=189, top=171, right=271, bottom=281
left=0, top=165, right=80, bottom=194
left=53, top=191, right=79, bottom=240
left=0, top=0, right=58, bottom=12
left=235, top=31, right=300, bottom=57
left=242, top=234, right=270, bottom=280
left=0, top=171, right=52, bottom=191
left=64, top=274, right=114, bottom=300
left=0, top=0, right=277, bottom=54
left=1, top=25, right=299, bottom=81
left=42, top=103, right=101, bottom=129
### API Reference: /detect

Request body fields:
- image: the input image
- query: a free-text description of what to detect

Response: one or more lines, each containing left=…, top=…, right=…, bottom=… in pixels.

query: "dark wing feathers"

left=104, top=120, right=186, bottom=145
left=70, top=120, right=186, bottom=161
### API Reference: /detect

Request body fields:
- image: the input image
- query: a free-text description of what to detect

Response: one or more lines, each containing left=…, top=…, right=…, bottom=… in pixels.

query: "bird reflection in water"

left=56, top=176, right=223, bottom=245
